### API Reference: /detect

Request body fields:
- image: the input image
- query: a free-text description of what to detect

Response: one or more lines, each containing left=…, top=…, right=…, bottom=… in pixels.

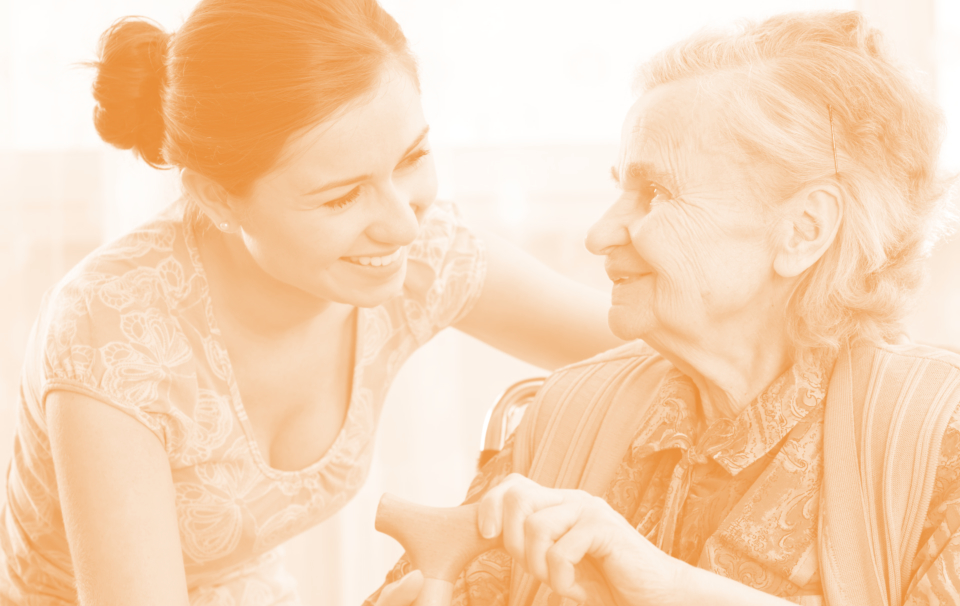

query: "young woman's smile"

left=343, top=248, right=405, bottom=267
left=339, top=247, right=408, bottom=284
left=211, top=67, right=438, bottom=309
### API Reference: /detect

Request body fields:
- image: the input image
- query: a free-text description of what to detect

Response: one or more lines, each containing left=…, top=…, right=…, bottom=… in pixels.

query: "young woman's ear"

left=180, top=169, right=241, bottom=233
left=773, top=182, right=843, bottom=278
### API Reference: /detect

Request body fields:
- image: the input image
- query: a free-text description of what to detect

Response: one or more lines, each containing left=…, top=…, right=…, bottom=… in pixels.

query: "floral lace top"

left=0, top=199, right=486, bottom=605
left=368, top=346, right=960, bottom=606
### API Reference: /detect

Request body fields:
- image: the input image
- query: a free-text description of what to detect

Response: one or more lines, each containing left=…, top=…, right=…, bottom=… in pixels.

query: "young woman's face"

left=231, top=68, right=437, bottom=308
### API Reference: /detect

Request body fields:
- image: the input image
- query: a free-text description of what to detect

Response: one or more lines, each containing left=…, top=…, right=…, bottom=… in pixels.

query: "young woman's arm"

left=47, top=391, right=190, bottom=606
left=455, top=230, right=623, bottom=371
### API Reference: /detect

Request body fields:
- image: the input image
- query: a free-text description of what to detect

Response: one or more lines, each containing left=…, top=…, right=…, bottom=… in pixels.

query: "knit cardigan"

left=504, top=342, right=960, bottom=606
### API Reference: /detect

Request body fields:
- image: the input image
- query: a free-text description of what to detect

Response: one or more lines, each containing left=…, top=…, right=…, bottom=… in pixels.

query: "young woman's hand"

left=374, top=570, right=424, bottom=606
left=476, top=474, right=687, bottom=606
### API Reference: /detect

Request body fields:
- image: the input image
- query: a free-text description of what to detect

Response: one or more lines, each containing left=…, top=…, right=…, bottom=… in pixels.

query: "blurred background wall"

left=0, top=0, right=957, bottom=603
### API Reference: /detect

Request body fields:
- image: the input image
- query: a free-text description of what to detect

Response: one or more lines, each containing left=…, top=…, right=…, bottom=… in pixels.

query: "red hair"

left=90, top=0, right=418, bottom=194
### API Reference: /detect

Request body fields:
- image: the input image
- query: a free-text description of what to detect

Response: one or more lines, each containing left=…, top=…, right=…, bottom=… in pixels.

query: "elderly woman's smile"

left=587, top=80, right=791, bottom=372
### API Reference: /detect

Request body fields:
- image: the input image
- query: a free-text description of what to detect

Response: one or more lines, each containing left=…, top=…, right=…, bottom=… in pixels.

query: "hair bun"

left=90, top=17, right=169, bottom=167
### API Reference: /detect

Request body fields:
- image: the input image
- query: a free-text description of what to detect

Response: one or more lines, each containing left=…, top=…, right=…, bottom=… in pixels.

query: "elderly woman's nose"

left=585, top=206, right=633, bottom=256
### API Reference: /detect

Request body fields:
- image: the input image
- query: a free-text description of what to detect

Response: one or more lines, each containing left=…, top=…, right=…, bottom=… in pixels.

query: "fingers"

left=522, top=501, right=581, bottom=583
left=477, top=474, right=561, bottom=540
left=519, top=495, right=626, bottom=606
left=376, top=570, right=424, bottom=606
left=544, top=521, right=597, bottom=602
left=502, top=484, right=570, bottom=563
left=477, top=474, right=622, bottom=604
left=527, top=506, right=620, bottom=605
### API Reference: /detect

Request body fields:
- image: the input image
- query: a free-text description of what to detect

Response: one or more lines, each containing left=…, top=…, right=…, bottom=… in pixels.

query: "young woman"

left=0, top=1, right=620, bottom=604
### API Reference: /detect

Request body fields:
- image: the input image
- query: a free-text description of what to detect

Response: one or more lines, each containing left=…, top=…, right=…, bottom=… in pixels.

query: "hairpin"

left=828, top=104, right=839, bottom=176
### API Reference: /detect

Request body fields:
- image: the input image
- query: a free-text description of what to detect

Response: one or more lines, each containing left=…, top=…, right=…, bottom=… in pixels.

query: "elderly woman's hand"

left=476, top=474, right=687, bottom=606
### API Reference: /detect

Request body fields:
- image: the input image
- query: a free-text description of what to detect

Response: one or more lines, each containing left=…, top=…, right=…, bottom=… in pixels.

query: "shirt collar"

left=630, top=352, right=834, bottom=476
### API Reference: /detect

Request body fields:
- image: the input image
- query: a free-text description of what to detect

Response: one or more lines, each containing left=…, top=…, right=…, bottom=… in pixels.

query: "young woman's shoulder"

left=59, top=200, right=191, bottom=293
left=29, top=201, right=210, bottom=446
left=49, top=200, right=202, bottom=314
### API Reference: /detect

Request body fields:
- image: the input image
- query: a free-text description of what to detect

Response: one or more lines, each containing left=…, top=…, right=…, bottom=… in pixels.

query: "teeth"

left=349, top=249, right=403, bottom=267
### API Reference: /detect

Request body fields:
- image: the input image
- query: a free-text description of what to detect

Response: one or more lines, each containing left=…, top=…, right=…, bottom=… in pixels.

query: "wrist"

left=670, top=562, right=795, bottom=606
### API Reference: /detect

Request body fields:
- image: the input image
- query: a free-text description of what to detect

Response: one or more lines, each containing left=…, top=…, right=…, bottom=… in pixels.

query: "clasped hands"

left=376, top=474, right=687, bottom=606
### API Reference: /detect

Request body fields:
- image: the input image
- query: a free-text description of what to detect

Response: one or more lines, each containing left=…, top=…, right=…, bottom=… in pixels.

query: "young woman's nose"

left=367, top=184, right=423, bottom=245
left=585, top=200, right=634, bottom=256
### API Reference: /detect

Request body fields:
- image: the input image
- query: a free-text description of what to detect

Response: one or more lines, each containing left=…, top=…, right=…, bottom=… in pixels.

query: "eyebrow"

left=610, top=162, right=674, bottom=188
left=302, top=126, right=431, bottom=196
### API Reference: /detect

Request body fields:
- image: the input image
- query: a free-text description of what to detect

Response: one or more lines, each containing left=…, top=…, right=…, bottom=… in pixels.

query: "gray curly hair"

left=637, top=11, right=954, bottom=355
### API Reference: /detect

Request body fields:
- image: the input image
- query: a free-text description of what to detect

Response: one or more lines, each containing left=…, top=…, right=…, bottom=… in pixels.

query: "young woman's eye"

left=324, top=186, right=361, bottom=210
left=399, top=148, right=430, bottom=170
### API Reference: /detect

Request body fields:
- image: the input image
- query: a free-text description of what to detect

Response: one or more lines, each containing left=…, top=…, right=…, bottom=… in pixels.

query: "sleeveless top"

left=0, top=198, right=486, bottom=605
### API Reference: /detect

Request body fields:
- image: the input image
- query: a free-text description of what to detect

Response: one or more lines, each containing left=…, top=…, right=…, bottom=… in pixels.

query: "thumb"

left=378, top=570, right=424, bottom=606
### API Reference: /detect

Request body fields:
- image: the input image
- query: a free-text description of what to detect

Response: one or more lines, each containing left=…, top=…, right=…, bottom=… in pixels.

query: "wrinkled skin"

left=587, top=80, right=784, bottom=350
left=586, top=79, right=800, bottom=420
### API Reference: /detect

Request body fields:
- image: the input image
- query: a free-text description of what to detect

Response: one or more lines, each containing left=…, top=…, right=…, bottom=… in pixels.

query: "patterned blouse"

left=369, top=349, right=960, bottom=605
left=0, top=199, right=486, bottom=605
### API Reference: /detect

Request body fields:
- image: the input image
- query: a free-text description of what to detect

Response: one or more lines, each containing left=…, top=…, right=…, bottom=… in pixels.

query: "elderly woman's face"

left=586, top=80, right=782, bottom=344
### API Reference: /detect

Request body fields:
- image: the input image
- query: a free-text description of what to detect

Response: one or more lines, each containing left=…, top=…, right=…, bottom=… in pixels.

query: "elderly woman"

left=368, top=10, right=960, bottom=606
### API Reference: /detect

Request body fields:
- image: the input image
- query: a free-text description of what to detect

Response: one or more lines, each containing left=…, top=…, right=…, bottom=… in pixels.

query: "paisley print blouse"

left=0, top=199, right=486, bottom=605
left=369, top=349, right=960, bottom=605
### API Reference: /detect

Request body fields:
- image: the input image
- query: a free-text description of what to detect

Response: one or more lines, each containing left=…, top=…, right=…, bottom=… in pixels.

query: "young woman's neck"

left=199, top=228, right=353, bottom=338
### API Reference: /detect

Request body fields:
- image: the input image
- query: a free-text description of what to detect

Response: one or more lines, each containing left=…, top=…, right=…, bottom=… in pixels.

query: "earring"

left=218, top=222, right=230, bottom=232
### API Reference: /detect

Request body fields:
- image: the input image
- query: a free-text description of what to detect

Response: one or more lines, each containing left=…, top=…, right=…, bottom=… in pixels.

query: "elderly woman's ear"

left=772, top=182, right=843, bottom=278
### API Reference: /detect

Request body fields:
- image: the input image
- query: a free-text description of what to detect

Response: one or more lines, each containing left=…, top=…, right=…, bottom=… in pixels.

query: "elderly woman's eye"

left=649, top=183, right=673, bottom=203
